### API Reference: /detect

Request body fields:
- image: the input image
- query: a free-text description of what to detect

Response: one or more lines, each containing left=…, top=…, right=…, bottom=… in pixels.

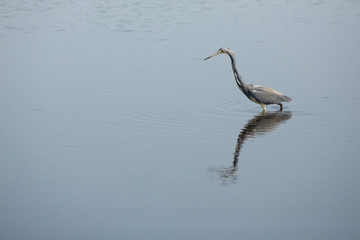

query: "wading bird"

left=204, top=47, right=292, bottom=111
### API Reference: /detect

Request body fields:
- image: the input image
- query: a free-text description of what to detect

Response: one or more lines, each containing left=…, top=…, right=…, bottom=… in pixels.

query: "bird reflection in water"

left=209, top=111, right=292, bottom=186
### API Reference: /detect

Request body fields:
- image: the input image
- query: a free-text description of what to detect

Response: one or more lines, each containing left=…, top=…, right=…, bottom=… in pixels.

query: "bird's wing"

left=248, top=84, right=292, bottom=104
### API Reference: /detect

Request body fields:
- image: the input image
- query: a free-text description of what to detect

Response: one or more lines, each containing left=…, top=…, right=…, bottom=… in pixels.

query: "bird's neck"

left=228, top=54, right=248, bottom=94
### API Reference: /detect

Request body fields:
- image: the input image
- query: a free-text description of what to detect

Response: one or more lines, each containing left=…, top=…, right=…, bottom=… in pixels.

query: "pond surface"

left=1, top=0, right=360, bottom=239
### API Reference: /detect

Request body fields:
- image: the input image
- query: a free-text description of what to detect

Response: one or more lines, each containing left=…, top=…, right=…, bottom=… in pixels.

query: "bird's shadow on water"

left=208, top=111, right=292, bottom=186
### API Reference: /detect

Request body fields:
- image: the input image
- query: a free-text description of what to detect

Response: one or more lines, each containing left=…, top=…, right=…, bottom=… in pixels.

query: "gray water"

left=1, top=0, right=360, bottom=239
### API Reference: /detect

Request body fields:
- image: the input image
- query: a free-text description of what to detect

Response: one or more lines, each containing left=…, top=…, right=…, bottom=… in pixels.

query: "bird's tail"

left=282, top=95, right=292, bottom=102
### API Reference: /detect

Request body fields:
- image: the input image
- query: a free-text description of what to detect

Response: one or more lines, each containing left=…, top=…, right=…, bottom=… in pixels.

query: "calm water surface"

left=1, top=0, right=360, bottom=239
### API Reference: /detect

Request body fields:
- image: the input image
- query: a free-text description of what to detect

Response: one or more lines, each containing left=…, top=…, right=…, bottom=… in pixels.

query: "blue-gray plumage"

left=204, top=47, right=292, bottom=111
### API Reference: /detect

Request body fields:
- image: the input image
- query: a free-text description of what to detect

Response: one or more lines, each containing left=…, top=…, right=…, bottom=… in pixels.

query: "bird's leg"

left=278, top=103, right=283, bottom=111
left=260, top=104, right=267, bottom=112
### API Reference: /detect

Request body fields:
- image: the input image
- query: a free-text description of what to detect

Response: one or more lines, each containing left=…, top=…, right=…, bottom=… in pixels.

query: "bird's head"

left=204, top=47, right=235, bottom=61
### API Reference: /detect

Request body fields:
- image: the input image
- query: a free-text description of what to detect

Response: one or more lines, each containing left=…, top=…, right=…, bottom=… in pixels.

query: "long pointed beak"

left=203, top=51, right=221, bottom=61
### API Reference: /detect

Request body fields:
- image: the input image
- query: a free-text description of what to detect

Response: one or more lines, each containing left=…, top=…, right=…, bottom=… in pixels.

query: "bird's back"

left=247, top=84, right=292, bottom=105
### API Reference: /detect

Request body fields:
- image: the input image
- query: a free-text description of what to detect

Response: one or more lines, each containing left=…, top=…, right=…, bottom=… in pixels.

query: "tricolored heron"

left=204, top=47, right=292, bottom=111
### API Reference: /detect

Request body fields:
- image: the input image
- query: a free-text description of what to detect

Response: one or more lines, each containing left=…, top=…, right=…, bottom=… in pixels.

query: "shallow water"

left=1, top=0, right=360, bottom=239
